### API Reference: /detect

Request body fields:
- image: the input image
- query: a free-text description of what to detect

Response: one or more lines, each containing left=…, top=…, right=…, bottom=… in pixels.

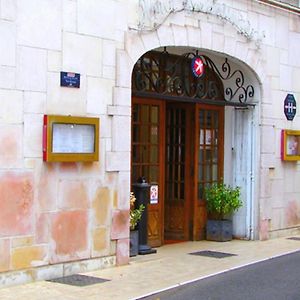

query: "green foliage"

left=130, top=204, right=145, bottom=230
left=130, top=192, right=145, bottom=230
left=205, top=183, right=242, bottom=220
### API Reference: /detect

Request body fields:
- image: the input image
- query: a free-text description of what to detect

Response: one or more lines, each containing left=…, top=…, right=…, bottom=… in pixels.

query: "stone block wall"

left=0, top=0, right=131, bottom=284
left=0, top=0, right=299, bottom=285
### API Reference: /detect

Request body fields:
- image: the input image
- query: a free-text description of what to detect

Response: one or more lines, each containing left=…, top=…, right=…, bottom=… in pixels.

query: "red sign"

left=191, top=56, right=204, bottom=78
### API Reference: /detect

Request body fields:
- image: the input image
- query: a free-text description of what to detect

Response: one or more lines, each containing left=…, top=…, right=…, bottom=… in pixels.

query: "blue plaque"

left=60, top=72, right=80, bottom=88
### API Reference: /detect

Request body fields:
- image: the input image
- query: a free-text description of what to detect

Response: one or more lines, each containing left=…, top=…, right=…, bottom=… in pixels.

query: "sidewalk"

left=0, top=236, right=300, bottom=300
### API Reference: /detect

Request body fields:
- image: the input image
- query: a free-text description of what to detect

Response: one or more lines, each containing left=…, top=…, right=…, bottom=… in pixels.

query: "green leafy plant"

left=130, top=192, right=145, bottom=230
left=205, top=182, right=242, bottom=220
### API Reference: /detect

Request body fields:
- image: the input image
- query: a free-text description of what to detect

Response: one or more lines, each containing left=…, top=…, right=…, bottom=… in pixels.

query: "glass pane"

left=149, top=166, right=159, bottom=182
left=200, top=129, right=204, bottom=145
left=212, top=164, right=218, bottom=181
left=205, top=129, right=212, bottom=145
left=141, top=125, right=149, bottom=143
left=132, top=126, right=139, bottom=143
left=142, top=165, right=149, bottom=181
left=174, top=162, right=179, bottom=179
left=132, top=145, right=140, bottom=163
left=205, top=149, right=212, bottom=163
left=150, top=145, right=158, bottom=163
left=206, top=111, right=212, bottom=128
left=213, top=129, right=218, bottom=145
left=141, top=145, right=149, bottom=162
left=141, top=105, right=149, bottom=123
left=132, top=166, right=140, bottom=183
left=199, top=148, right=204, bottom=162
left=198, top=164, right=203, bottom=181
left=205, top=165, right=211, bottom=181
left=198, top=184, right=204, bottom=199
left=178, top=145, right=184, bottom=162
left=180, top=162, right=185, bottom=179
left=182, top=110, right=186, bottom=124
left=213, top=111, right=219, bottom=129
left=199, top=110, right=205, bottom=127
left=151, top=106, right=158, bottom=123
left=150, top=126, right=158, bottom=143
left=213, top=147, right=218, bottom=163
left=180, top=182, right=185, bottom=199
left=133, top=105, right=139, bottom=122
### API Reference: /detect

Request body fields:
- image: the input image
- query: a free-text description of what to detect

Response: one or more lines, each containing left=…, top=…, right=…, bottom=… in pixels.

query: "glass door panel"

left=197, top=109, right=224, bottom=200
left=193, top=104, right=224, bottom=240
left=164, top=103, right=192, bottom=241
left=131, top=98, right=165, bottom=247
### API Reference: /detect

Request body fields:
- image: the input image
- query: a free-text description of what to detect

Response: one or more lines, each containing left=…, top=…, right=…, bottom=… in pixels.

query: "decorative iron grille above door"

left=132, top=49, right=255, bottom=106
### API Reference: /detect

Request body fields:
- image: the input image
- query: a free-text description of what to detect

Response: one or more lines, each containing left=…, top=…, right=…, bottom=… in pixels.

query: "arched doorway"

left=131, top=48, right=256, bottom=247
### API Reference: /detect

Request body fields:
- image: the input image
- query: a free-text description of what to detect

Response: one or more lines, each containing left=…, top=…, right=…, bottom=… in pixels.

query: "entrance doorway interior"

left=131, top=98, right=224, bottom=247
left=130, top=48, right=257, bottom=246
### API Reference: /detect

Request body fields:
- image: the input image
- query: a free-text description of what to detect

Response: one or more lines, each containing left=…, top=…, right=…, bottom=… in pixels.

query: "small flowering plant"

left=130, top=192, right=145, bottom=230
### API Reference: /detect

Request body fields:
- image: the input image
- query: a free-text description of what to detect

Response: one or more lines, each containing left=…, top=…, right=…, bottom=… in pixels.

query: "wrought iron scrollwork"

left=132, top=50, right=255, bottom=104
left=201, top=57, right=255, bottom=103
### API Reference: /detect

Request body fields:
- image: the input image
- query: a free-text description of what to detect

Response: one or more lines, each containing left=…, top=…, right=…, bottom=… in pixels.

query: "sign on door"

left=150, top=185, right=158, bottom=204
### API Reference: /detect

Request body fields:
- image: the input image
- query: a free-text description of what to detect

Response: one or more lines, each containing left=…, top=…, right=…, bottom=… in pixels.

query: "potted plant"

left=129, top=192, right=145, bottom=256
left=205, top=182, right=242, bottom=242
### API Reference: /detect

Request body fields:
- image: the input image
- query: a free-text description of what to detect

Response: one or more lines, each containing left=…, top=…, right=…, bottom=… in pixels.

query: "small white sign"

left=150, top=185, right=158, bottom=204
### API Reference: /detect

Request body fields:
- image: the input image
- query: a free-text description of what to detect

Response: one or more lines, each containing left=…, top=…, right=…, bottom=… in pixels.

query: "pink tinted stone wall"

left=36, top=213, right=50, bottom=244
left=37, top=165, right=57, bottom=212
left=92, top=187, right=111, bottom=226
left=0, top=239, right=10, bottom=272
left=260, top=219, right=270, bottom=241
left=0, top=172, right=34, bottom=237
left=59, top=162, right=79, bottom=173
left=116, top=238, right=129, bottom=265
left=111, top=210, right=130, bottom=240
left=50, top=210, right=88, bottom=263
left=58, top=179, right=89, bottom=210
left=286, top=200, right=300, bottom=226
left=0, top=126, right=23, bottom=168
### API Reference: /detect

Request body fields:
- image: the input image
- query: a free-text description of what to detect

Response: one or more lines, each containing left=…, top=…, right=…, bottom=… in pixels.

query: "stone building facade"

left=0, top=0, right=299, bottom=286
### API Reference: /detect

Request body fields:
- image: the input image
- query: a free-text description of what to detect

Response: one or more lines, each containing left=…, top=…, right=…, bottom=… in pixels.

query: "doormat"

left=189, top=250, right=237, bottom=258
left=287, top=237, right=300, bottom=241
left=47, top=274, right=110, bottom=287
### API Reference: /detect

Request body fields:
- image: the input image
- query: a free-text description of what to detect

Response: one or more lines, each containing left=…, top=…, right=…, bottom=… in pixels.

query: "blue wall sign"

left=284, top=94, right=297, bottom=121
left=60, top=72, right=80, bottom=88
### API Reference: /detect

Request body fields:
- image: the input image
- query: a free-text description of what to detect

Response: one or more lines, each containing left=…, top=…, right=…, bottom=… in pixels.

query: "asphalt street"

left=140, top=250, right=300, bottom=300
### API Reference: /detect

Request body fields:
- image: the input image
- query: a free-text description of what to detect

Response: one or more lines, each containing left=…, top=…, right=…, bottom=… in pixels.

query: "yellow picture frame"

left=43, top=115, right=99, bottom=162
left=281, top=130, right=300, bottom=161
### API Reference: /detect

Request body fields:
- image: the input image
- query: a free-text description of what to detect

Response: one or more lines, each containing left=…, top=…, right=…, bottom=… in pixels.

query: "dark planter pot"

left=130, top=230, right=139, bottom=257
left=206, top=219, right=233, bottom=242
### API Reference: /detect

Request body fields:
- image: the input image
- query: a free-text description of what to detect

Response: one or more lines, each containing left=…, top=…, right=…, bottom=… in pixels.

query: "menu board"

left=52, top=123, right=95, bottom=153
left=43, top=115, right=99, bottom=162
left=281, top=130, right=300, bottom=161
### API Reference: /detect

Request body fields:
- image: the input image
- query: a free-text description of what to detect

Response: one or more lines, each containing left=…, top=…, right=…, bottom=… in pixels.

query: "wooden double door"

left=131, top=98, right=224, bottom=247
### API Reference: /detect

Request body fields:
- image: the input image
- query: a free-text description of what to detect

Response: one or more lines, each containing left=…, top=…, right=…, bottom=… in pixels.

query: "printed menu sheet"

left=52, top=123, right=95, bottom=153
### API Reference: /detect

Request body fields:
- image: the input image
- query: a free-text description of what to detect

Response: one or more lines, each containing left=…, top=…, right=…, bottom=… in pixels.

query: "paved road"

left=139, top=251, right=300, bottom=300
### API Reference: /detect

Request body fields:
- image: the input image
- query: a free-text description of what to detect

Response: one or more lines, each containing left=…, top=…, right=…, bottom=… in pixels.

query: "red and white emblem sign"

left=191, top=56, right=205, bottom=78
